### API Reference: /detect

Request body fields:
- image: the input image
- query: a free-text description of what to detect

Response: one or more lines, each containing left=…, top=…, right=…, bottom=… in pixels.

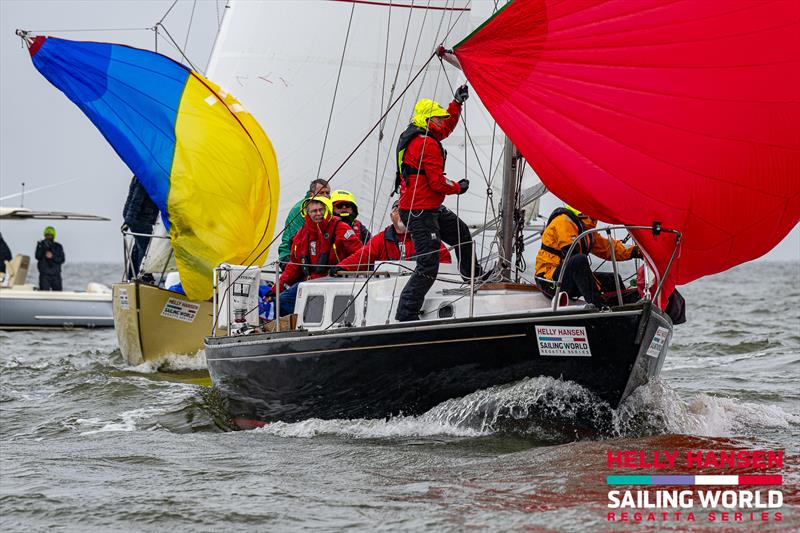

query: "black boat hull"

left=205, top=302, right=671, bottom=425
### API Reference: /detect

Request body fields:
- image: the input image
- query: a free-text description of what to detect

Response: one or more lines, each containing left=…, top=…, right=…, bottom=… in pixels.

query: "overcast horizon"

left=1, top=0, right=797, bottom=271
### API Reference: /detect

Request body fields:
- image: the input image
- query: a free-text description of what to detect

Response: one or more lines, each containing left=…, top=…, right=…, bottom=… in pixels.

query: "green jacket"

left=278, top=194, right=310, bottom=261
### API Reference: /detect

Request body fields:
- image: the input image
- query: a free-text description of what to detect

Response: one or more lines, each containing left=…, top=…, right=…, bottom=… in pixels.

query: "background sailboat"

left=18, top=32, right=280, bottom=364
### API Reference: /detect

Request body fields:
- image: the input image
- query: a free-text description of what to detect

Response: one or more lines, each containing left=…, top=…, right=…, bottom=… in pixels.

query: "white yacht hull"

left=0, top=286, right=113, bottom=329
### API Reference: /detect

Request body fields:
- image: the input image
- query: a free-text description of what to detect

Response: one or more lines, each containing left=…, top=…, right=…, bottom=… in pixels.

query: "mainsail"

left=206, top=0, right=527, bottom=260
left=455, top=0, right=800, bottom=300
left=22, top=35, right=280, bottom=300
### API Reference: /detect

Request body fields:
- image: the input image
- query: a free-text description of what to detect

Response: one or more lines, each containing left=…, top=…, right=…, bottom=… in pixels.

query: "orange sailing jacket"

left=535, top=210, right=636, bottom=281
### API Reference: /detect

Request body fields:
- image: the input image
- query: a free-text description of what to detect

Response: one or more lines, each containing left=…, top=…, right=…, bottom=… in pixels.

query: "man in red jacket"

left=335, top=201, right=452, bottom=272
left=394, top=85, right=483, bottom=321
left=275, top=197, right=362, bottom=315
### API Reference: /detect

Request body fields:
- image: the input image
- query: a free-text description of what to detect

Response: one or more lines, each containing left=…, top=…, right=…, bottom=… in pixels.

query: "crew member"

left=35, top=226, right=65, bottom=291
left=331, top=189, right=371, bottom=244
left=394, top=85, right=484, bottom=321
left=122, top=175, right=159, bottom=280
left=278, top=179, right=331, bottom=267
left=274, top=197, right=362, bottom=315
left=335, top=201, right=451, bottom=272
left=534, top=205, right=641, bottom=308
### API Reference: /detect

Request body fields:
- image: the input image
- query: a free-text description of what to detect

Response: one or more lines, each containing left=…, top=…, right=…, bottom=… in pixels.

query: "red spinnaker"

left=456, top=0, right=800, bottom=304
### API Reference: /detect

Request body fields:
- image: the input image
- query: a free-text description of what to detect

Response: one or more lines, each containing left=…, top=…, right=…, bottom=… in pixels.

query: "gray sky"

left=0, top=0, right=222, bottom=263
left=1, top=0, right=797, bottom=266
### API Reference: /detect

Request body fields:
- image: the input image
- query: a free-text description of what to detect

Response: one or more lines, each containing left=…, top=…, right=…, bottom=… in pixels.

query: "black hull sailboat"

left=205, top=302, right=671, bottom=427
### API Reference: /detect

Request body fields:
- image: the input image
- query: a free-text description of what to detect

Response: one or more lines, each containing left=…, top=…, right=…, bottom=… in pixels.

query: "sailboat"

left=0, top=207, right=113, bottom=329
left=202, top=0, right=799, bottom=428
left=17, top=31, right=281, bottom=363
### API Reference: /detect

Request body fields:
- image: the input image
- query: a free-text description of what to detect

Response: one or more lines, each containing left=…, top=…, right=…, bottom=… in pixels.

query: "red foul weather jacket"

left=338, top=225, right=452, bottom=271
left=398, top=100, right=463, bottom=210
left=279, top=213, right=362, bottom=290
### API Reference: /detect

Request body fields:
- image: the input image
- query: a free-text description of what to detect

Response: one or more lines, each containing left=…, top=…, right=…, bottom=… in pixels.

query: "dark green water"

left=1, top=262, right=798, bottom=531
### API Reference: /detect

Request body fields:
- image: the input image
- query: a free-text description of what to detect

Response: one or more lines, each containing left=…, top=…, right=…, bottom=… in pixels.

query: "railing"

left=119, top=226, right=170, bottom=283
left=212, top=263, right=280, bottom=337
left=549, top=224, right=682, bottom=312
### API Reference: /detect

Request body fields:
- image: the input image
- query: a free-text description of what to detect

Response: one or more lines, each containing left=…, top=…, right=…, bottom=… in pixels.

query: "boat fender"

left=85, top=282, right=112, bottom=294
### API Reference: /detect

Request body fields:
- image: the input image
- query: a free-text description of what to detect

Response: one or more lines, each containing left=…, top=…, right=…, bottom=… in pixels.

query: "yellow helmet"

left=43, top=226, right=56, bottom=238
left=301, top=196, right=333, bottom=220
left=412, top=98, right=449, bottom=128
left=565, top=204, right=583, bottom=218
left=331, top=189, right=359, bottom=220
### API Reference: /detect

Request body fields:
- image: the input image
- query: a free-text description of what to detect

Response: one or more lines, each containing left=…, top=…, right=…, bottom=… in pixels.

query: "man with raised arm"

left=393, top=85, right=484, bottom=322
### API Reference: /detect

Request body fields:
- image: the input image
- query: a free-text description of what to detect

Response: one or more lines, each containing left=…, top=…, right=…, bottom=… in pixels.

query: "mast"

left=499, top=136, right=520, bottom=280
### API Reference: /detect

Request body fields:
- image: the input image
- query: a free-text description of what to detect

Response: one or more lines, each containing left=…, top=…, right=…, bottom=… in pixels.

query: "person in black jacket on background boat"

left=35, top=226, right=65, bottom=291
left=0, top=233, right=11, bottom=274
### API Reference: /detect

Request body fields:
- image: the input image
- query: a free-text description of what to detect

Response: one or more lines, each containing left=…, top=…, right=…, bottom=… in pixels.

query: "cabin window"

left=302, top=295, right=325, bottom=324
left=332, top=295, right=356, bottom=325
left=438, top=305, right=454, bottom=318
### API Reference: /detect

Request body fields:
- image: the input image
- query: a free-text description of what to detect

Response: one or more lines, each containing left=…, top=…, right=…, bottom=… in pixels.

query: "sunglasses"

left=333, top=202, right=352, bottom=209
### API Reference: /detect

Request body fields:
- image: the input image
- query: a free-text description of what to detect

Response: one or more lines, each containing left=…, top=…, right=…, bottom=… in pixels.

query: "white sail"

left=140, top=215, right=176, bottom=274
left=206, top=0, right=537, bottom=261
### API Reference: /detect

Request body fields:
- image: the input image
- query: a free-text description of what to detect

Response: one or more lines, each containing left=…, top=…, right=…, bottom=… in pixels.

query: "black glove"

left=329, top=266, right=343, bottom=277
left=630, top=246, right=642, bottom=259
left=454, top=84, right=469, bottom=104
left=457, top=179, right=470, bottom=195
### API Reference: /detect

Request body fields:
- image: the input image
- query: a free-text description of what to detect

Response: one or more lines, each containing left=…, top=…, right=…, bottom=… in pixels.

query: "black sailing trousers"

left=39, top=273, right=62, bottom=291
left=537, top=254, right=619, bottom=307
left=396, top=206, right=482, bottom=321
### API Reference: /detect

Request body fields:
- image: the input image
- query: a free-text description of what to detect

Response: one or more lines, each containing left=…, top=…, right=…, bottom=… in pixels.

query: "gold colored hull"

left=112, top=281, right=216, bottom=368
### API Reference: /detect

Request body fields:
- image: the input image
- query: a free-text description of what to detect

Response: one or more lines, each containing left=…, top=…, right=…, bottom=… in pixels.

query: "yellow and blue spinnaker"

left=24, top=35, right=279, bottom=300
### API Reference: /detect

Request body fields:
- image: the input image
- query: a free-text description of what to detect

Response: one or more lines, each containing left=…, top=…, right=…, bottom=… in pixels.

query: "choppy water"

left=1, top=262, right=798, bottom=531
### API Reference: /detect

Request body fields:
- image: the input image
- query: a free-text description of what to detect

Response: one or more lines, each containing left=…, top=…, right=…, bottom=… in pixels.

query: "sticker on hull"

left=118, top=288, right=129, bottom=310
left=161, top=297, right=199, bottom=323
left=646, top=326, right=670, bottom=358
left=535, top=325, right=591, bottom=357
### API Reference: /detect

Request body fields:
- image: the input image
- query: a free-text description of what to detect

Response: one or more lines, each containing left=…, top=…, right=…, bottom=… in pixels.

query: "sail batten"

left=455, top=0, right=800, bottom=300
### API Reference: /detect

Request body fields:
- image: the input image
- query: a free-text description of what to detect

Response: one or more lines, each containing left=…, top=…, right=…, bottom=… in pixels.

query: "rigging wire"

left=158, top=0, right=180, bottom=25
left=183, top=0, right=198, bottom=53
left=25, top=27, right=151, bottom=33
left=315, top=2, right=357, bottom=182
left=154, top=23, right=200, bottom=71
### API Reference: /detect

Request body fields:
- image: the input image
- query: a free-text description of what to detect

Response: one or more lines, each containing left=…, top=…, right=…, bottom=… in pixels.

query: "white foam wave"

left=255, top=376, right=605, bottom=439
left=129, top=350, right=207, bottom=373
left=612, top=380, right=799, bottom=438
left=252, top=376, right=798, bottom=441
left=76, top=406, right=163, bottom=434
left=256, top=416, right=485, bottom=439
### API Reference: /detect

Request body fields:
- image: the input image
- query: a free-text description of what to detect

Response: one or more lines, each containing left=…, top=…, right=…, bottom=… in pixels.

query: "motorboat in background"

left=0, top=207, right=113, bottom=329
